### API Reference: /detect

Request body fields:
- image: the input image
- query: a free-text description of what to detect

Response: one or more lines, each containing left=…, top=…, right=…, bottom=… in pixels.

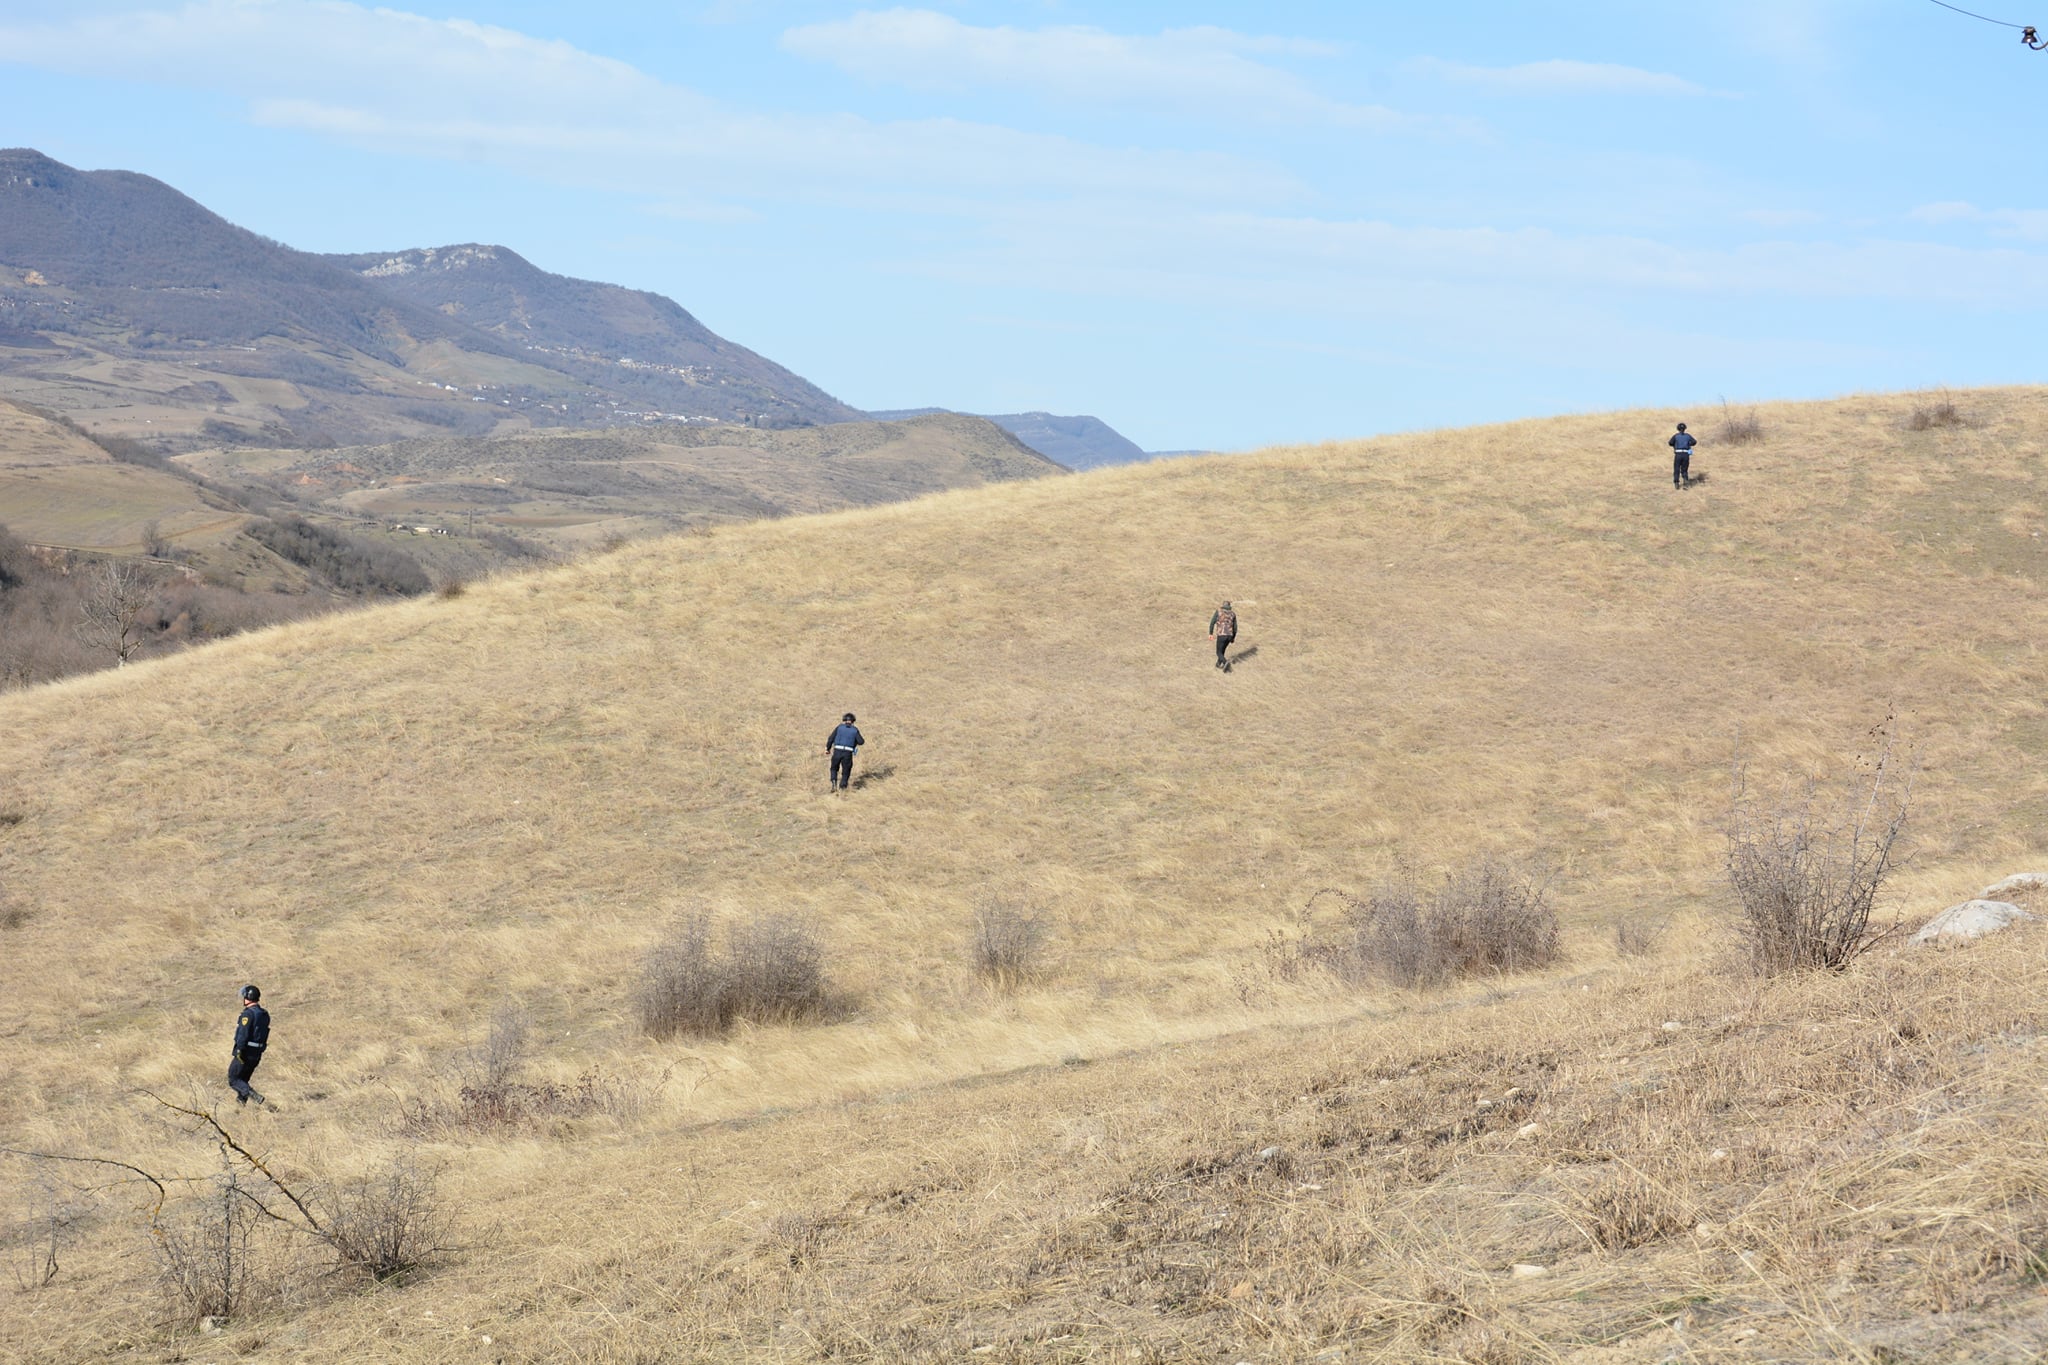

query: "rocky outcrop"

left=1911, top=899, right=2035, bottom=947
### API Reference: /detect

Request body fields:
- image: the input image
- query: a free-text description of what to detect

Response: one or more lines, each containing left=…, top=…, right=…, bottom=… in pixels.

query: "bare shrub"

left=724, top=913, right=827, bottom=1021
left=152, top=1159, right=264, bottom=1323
left=1726, top=733, right=1911, bottom=975
left=1297, top=859, right=1562, bottom=991
left=461, top=1004, right=530, bottom=1094
left=5, top=1165, right=76, bottom=1291
left=1714, top=402, right=1766, bottom=446
left=970, top=900, right=1053, bottom=987
left=1907, top=390, right=1965, bottom=431
left=320, top=1152, right=448, bottom=1284
left=1614, top=917, right=1666, bottom=959
left=437, top=578, right=467, bottom=600
left=637, top=912, right=832, bottom=1039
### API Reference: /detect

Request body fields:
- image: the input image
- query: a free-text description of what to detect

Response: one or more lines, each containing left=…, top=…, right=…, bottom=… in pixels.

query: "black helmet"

left=1676, top=422, right=1687, bottom=431
left=240, top=984, right=261, bottom=1002
left=842, top=713, right=855, bottom=723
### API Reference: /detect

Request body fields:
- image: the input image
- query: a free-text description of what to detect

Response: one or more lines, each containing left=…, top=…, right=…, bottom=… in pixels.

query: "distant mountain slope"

left=178, top=411, right=1062, bottom=555
left=0, top=149, right=857, bottom=449
left=869, top=408, right=1151, bottom=469
left=323, top=245, right=858, bottom=430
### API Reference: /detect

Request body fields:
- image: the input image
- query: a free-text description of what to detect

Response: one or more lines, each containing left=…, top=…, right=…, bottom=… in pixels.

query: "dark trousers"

left=228, top=1050, right=264, bottom=1102
left=830, top=750, right=854, bottom=790
left=1674, top=451, right=1691, bottom=486
left=1214, top=634, right=1235, bottom=665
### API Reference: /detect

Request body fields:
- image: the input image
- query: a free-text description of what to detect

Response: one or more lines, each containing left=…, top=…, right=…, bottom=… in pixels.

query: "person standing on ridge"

left=826, top=712, right=864, bottom=792
left=1669, top=422, right=1697, bottom=490
left=228, top=984, right=269, bottom=1106
left=1209, top=600, right=1238, bottom=671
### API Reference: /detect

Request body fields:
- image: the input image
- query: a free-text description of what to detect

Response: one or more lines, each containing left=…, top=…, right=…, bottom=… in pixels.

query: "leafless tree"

left=74, top=559, right=155, bottom=666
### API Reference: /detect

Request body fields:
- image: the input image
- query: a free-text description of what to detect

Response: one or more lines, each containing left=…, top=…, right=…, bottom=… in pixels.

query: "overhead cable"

left=1923, top=0, right=2048, bottom=45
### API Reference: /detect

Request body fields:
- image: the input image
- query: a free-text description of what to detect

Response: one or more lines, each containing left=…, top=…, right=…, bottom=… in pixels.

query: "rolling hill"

left=0, top=148, right=857, bottom=449
left=3, top=388, right=2047, bottom=1360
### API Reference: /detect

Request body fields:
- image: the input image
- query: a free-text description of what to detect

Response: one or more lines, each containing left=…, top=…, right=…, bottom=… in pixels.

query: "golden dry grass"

left=3, top=386, right=2048, bottom=1360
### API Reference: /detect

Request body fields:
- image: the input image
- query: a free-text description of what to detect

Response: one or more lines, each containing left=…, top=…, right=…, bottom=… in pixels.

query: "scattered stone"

left=1257, top=1146, right=1282, bottom=1161
left=199, top=1316, right=228, bottom=1336
left=1911, top=899, right=2035, bottom=947
left=1510, top=1263, right=1550, bottom=1278
left=1982, top=872, right=2048, bottom=899
left=1517, top=1122, right=1541, bottom=1138
left=1661, top=1021, right=1686, bottom=1032
left=1476, top=1098, right=1496, bottom=1111
left=1708, top=1149, right=1730, bottom=1162
left=1694, top=1221, right=1720, bottom=1239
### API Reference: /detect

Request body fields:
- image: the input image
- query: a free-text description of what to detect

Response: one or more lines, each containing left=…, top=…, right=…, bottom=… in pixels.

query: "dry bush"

left=1906, top=390, right=1965, bottom=431
left=970, top=900, right=1053, bottom=987
left=637, top=911, right=833, bottom=1038
left=1715, top=402, right=1766, bottom=445
left=320, top=1152, right=448, bottom=1284
left=1299, top=859, right=1562, bottom=990
left=1614, top=916, right=1665, bottom=958
left=152, top=1161, right=269, bottom=1324
left=1579, top=1162, right=1693, bottom=1250
left=1726, top=737, right=1910, bottom=975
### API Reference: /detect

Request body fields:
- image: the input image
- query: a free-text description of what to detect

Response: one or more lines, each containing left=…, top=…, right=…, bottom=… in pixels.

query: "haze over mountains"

left=0, top=148, right=1153, bottom=469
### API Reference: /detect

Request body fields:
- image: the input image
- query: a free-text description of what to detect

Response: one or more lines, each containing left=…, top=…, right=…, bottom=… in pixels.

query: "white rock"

left=1911, top=899, right=2036, bottom=946
left=1708, top=1149, right=1730, bottom=1162
left=1982, top=872, right=2048, bottom=899
left=200, top=1316, right=228, bottom=1336
left=1517, top=1122, right=1541, bottom=1137
left=1510, top=1263, right=1550, bottom=1278
left=1661, top=1021, right=1686, bottom=1032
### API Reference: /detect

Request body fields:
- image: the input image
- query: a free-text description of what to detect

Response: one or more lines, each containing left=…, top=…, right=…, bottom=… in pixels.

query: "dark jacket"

left=233, top=1004, right=270, bottom=1060
left=827, top=723, right=864, bottom=753
left=1669, top=431, right=1697, bottom=453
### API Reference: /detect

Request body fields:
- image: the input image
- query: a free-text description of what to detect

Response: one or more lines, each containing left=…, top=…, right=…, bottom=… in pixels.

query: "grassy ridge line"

left=0, top=389, right=2044, bottom=1139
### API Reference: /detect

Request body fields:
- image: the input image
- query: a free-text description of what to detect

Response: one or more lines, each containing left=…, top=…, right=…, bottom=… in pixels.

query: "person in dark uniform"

left=1669, top=422, right=1696, bottom=489
left=228, top=984, right=269, bottom=1106
left=825, top=713, right=864, bottom=792
left=1208, top=601, right=1238, bottom=670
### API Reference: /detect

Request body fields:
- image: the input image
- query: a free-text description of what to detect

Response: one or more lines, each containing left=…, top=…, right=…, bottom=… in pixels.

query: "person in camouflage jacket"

left=1208, top=601, right=1237, bottom=670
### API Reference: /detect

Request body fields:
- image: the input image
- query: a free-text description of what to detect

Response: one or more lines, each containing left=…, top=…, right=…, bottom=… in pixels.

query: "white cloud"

left=1909, top=201, right=2048, bottom=241
left=779, top=9, right=1419, bottom=128
left=893, top=202, right=2048, bottom=315
left=1741, top=208, right=1824, bottom=227
left=0, top=0, right=1296, bottom=204
left=1413, top=57, right=1719, bottom=97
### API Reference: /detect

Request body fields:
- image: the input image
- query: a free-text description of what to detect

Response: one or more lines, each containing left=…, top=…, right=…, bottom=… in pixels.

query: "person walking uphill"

left=228, top=984, right=269, bottom=1106
left=1209, top=601, right=1238, bottom=671
left=826, top=713, right=864, bottom=792
left=1669, top=422, right=1697, bottom=490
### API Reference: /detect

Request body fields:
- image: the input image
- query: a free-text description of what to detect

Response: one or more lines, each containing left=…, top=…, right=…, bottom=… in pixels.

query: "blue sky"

left=1, top=0, right=2044, bottom=451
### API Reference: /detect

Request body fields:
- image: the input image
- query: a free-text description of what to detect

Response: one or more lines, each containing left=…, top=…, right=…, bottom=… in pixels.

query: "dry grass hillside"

left=3, top=387, right=2048, bottom=1361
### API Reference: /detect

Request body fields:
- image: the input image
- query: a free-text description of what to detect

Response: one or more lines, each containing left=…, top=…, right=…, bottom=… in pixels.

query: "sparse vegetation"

left=1291, top=859, right=1563, bottom=990
left=1715, top=400, right=1767, bottom=444
left=969, top=899, right=1053, bottom=987
left=318, top=1152, right=448, bottom=1285
left=1907, top=389, right=1966, bottom=430
left=246, top=514, right=430, bottom=596
left=636, top=912, right=832, bottom=1038
left=1614, top=915, right=1665, bottom=958
left=1726, top=736, right=1911, bottom=975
